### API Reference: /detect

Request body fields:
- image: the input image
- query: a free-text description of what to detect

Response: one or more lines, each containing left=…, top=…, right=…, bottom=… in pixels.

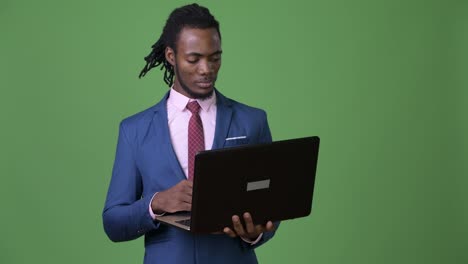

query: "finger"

left=183, top=180, right=193, bottom=188
left=243, top=212, right=255, bottom=234
left=223, top=227, right=237, bottom=238
left=180, top=193, right=192, bottom=203
left=172, top=195, right=191, bottom=211
left=176, top=180, right=192, bottom=191
left=266, top=221, right=275, bottom=232
left=173, top=195, right=187, bottom=207
left=182, top=201, right=192, bottom=212
left=182, top=182, right=193, bottom=195
left=187, top=187, right=193, bottom=196
left=232, top=215, right=246, bottom=236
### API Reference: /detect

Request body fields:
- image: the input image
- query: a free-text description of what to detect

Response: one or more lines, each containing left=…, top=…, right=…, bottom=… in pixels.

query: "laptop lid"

left=188, top=136, right=320, bottom=233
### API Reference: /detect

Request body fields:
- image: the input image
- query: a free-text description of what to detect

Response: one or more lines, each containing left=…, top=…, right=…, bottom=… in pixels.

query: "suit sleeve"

left=241, top=110, right=281, bottom=249
left=102, top=122, right=160, bottom=242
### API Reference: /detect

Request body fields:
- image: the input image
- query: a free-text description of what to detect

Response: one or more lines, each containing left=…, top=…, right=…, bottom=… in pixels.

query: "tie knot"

left=186, top=101, right=201, bottom=114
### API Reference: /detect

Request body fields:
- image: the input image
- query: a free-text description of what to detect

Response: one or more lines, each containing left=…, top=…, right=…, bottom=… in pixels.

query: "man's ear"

left=165, top=47, right=175, bottom=66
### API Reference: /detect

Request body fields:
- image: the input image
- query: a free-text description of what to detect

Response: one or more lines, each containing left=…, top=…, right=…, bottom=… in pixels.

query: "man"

left=103, top=3, right=278, bottom=263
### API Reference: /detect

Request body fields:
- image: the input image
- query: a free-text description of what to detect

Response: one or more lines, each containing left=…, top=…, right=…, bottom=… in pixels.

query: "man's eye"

left=187, top=60, right=198, bottom=64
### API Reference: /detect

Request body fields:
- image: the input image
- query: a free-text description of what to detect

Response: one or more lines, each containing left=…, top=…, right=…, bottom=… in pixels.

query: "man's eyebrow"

left=186, top=50, right=223, bottom=57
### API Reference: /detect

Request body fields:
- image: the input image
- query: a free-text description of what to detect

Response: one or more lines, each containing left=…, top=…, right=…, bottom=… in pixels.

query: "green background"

left=1, top=0, right=466, bottom=263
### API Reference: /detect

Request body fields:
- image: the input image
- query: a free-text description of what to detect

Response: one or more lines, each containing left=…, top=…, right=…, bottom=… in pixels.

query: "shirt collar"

left=168, top=87, right=216, bottom=112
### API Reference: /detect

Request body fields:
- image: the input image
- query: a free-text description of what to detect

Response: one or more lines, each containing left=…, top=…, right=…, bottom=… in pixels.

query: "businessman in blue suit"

left=103, top=3, right=278, bottom=263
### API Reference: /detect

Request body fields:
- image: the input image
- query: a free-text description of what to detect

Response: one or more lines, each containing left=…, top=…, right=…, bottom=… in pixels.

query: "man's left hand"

left=223, top=212, right=275, bottom=240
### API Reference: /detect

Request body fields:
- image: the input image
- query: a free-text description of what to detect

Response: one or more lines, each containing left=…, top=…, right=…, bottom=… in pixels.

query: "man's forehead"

left=176, top=27, right=221, bottom=53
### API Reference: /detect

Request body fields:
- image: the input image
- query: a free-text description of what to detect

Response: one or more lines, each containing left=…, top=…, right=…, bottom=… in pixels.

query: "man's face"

left=166, top=27, right=222, bottom=99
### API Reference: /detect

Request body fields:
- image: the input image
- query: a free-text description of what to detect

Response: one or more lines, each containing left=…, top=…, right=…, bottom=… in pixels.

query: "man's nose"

left=198, top=60, right=212, bottom=75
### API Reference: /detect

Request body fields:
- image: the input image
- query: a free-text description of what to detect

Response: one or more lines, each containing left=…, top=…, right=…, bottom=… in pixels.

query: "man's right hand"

left=151, top=180, right=193, bottom=214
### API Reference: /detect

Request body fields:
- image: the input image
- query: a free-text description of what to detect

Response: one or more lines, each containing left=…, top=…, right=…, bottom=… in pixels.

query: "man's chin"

left=185, top=86, right=214, bottom=100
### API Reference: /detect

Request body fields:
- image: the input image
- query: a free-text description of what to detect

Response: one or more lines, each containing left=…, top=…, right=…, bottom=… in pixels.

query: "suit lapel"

left=212, top=90, right=233, bottom=150
left=148, top=89, right=233, bottom=181
left=151, top=93, right=186, bottom=181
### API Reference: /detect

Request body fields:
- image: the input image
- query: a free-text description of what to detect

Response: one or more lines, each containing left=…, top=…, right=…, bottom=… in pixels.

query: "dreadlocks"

left=138, top=3, right=221, bottom=87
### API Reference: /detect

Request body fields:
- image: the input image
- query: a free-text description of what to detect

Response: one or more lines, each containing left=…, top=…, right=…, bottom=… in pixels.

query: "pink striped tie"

left=187, top=101, right=205, bottom=181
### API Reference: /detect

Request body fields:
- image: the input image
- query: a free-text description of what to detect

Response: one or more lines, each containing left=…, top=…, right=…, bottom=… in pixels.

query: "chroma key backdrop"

left=0, top=0, right=467, bottom=263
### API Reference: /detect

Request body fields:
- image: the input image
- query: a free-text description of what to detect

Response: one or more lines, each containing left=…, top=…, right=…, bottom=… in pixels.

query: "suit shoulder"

left=115, top=103, right=161, bottom=145
left=119, top=105, right=156, bottom=129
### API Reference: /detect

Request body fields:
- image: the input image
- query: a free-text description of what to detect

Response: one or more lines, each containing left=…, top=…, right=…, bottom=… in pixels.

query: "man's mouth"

left=196, top=81, right=213, bottom=88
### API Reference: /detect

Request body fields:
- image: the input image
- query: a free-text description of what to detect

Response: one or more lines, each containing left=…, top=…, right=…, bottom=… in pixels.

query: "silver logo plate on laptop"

left=246, top=179, right=270, bottom=191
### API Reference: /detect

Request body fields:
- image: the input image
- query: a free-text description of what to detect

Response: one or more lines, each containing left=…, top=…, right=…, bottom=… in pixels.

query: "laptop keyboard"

left=176, top=219, right=191, bottom=227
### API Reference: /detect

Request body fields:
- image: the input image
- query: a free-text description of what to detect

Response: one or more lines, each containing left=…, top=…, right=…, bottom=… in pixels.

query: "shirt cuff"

left=240, top=233, right=263, bottom=245
left=149, top=192, right=166, bottom=220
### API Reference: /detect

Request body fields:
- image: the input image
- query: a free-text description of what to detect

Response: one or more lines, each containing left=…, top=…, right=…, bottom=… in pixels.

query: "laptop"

left=155, top=136, right=320, bottom=233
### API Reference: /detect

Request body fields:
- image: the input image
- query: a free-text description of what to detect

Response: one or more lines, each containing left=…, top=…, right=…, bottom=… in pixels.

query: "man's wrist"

left=240, top=233, right=263, bottom=245
left=149, top=192, right=166, bottom=219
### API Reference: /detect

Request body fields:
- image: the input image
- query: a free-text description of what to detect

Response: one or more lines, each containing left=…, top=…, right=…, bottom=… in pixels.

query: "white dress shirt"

left=166, top=88, right=217, bottom=178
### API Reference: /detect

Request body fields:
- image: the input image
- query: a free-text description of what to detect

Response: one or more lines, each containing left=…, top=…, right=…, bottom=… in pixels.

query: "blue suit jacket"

left=103, top=90, right=278, bottom=264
